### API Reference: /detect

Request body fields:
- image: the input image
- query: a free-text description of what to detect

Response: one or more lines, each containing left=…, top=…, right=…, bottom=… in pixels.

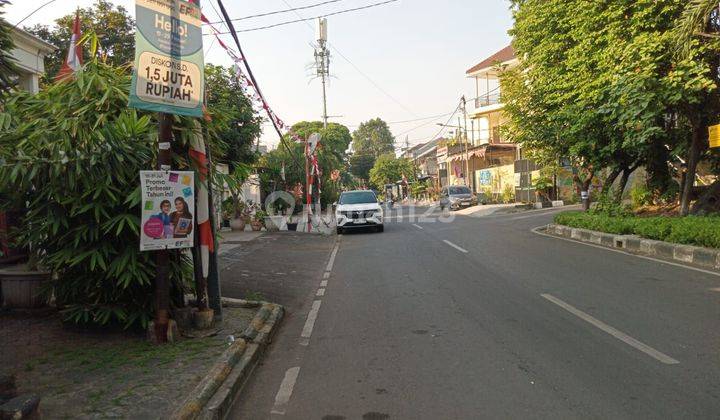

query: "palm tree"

left=676, top=0, right=720, bottom=55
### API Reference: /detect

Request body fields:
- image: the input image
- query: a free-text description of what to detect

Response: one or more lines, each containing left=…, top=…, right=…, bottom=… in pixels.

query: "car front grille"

left=343, top=210, right=376, bottom=219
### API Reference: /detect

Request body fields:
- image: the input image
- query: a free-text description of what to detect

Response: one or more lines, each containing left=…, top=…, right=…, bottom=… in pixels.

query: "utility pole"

left=314, top=18, right=330, bottom=129
left=154, top=112, right=173, bottom=343
left=461, top=96, right=470, bottom=191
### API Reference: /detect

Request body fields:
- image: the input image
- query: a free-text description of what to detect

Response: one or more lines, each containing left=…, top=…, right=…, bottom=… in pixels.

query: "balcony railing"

left=474, top=92, right=501, bottom=109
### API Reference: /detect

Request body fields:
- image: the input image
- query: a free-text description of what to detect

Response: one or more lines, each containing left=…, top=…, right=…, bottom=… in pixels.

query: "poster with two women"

left=140, top=170, right=195, bottom=251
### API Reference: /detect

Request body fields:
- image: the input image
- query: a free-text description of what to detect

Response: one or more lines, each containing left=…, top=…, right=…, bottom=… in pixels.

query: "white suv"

left=335, top=190, right=384, bottom=234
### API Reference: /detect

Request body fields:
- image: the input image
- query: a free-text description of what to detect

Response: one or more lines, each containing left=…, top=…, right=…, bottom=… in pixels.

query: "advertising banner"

left=129, top=0, right=204, bottom=117
left=140, top=170, right=195, bottom=251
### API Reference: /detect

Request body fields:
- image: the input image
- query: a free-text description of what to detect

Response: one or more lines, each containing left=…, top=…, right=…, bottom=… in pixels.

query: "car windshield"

left=339, top=191, right=377, bottom=205
left=449, top=186, right=471, bottom=195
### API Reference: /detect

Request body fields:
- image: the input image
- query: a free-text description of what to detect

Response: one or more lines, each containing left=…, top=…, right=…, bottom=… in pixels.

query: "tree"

left=0, top=0, right=18, bottom=98
left=503, top=0, right=718, bottom=212
left=368, top=153, right=416, bottom=190
left=348, top=153, right=375, bottom=182
left=259, top=122, right=352, bottom=207
left=352, top=118, right=395, bottom=158
left=204, top=64, right=263, bottom=172
left=25, top=0, right=134, bottom=81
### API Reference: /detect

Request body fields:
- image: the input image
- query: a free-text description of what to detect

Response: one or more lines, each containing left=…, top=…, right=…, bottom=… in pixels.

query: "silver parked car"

left=439, top=185, right=477, bottom=211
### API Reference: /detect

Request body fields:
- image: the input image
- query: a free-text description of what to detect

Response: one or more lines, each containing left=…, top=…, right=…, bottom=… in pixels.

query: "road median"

left=540, top=223, right=720, bottom=272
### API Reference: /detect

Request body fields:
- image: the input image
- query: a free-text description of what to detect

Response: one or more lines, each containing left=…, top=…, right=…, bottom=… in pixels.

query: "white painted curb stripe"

left=532, top=226, right=720, bottom=278
left=270, top=366, right=301, bottom=415
left=443, top=239, right=468, bottom=254
left=300, top=300, right=322, bottom=339
left=541, top=294, right=679, bottom=365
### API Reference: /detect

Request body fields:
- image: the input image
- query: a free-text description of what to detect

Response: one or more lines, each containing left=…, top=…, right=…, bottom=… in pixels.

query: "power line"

left=279, top=0, right=418, bottom=120
left=204, top=0, right=348, bottom=25
left=12, top=0, right=59, bottom=28
left=205, top=0, right=399, bottom=35
left=214, top=0, right=303, bottom=173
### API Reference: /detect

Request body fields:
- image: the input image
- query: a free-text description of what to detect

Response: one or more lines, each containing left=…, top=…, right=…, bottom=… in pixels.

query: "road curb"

left=172, top=299, right=285, bottom=420
left=542, top=223, right=720, bottom=272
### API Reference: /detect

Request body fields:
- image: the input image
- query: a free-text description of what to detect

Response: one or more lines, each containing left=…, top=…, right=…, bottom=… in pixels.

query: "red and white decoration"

left=56, top=11, right=83, bottom=81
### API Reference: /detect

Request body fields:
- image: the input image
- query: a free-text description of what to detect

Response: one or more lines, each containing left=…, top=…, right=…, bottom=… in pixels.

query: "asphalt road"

left=229, top=205, right=720, bottom=419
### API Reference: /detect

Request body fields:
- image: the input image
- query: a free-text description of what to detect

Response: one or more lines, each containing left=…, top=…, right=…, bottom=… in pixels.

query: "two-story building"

left=9, top=27, right=56, bottom=93
left=462, top=45, right=538, bottom=202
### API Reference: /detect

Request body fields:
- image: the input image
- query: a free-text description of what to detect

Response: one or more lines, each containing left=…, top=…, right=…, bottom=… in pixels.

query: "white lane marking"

left=532, top=226, right=720, bottom=278
left=412, top=223, right=424, bottom=230
left=443, top=239, right=468, bottom=254
left=541, top=294, right=680, bottom=365
left=320, top=280, right=328, bottom=287
left=300, top=300, right=322, bottom=340
left=325, top=242, right=340, bottom=272
left=270, top=366, right=301, bottom=415
left=316, top=288, right=325, bottom=297
left=323, top=271, right=330, bottom=279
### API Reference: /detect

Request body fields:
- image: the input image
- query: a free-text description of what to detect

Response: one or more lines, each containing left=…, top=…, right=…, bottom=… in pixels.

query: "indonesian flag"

left=55, top=11, right=83, bottom=81
left=189, top=123, right=214, bottom=278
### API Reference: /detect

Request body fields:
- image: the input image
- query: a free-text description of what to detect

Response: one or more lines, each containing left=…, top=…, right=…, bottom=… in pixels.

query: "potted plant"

left=251, top=210, right=266, bottom=231
left=286, top=214, right=298, bottom=231
left=0, top=248, right=51, bottom=309
left=227, top=199, right=249, bottom=231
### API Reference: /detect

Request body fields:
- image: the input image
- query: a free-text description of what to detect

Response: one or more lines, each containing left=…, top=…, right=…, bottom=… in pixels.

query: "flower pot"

left=264, top=216, right=282, bottom=232
left=286, top=222, right=298, bottom=231
left=0, top=264, right=51, bottom=309
left=250, top=221, right=263, bottom=231
left=229, top=217, right=246, bottom=231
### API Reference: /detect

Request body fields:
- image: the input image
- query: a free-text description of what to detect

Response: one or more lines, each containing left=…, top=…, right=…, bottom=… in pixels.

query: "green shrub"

left=554, top=212, right=720, bottom=249
left=0, top=61, right=192, bottom=329
left=630, top=184, right=653, bottom=208
left=634, top=217, right=673, bottom=240
left=666, top=217, right=720, bottom=249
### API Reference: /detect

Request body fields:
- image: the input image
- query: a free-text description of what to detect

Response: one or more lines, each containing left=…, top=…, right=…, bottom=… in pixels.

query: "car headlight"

left=449, top=197, right=460, bottom=203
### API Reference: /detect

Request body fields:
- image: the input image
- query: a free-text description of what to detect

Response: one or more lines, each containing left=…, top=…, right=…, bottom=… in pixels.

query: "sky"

left=7, top=0, right=513, bottom=151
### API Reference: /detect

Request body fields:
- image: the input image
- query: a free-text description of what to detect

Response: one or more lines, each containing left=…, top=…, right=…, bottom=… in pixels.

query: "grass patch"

left=554, top=211, right=720, bottom=248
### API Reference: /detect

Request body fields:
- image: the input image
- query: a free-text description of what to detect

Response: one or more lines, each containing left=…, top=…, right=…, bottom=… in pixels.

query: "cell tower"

left=314, top=18, right=330, bottom=128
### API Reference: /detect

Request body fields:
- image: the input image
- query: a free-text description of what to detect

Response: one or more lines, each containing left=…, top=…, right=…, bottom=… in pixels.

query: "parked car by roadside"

left=439, top=185, right=478, bottom=210
left=335, top=190, right=384, bottom=234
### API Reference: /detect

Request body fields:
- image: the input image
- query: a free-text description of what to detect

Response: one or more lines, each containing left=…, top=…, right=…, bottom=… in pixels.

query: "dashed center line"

left=316, top=288, right=325, bottom=297
left=541, top=294, right=680, bottom=365
left=412, top=223, right=424, bottom=230
left=443, top=239, right=468, bottom=253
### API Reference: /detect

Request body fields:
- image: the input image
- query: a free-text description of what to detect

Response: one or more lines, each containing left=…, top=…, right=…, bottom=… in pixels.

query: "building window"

left=478, top=117, right=490, bottom=145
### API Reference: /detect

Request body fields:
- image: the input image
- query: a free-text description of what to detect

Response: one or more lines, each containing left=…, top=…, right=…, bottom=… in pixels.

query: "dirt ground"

left=0, top=306, right=255, bottom=419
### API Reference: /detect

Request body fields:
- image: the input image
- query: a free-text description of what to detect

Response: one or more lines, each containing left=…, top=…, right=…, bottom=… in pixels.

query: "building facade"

left=9, top=27, right=56, bottom=94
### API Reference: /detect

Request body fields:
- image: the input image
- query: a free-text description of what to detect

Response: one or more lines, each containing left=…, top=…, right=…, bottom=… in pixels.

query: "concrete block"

left=653, top=242, right=675, bottom=259
left=692, top=248, right=718, bottom=268
left=194, top=309, right=215, bottom=330
left=146, top=319, right=179, bottom=344
left=624, top=236, right=642, bottom=251
left=0, top=394, right=40, bottom=419
left=570, top=228, right=582, bottom=240
left=640, top=239, right=658, bottom=255
left=534, top=202, right=543, bottom=209
left=589, top=232, right=603, bottom=245
left=552, top=200, right=565, bottom=207
left=673, top=245, right=694, bottom=263
left=579, top=230, right=591, bottom=241
left=600, top=234, right=615, bottom=247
